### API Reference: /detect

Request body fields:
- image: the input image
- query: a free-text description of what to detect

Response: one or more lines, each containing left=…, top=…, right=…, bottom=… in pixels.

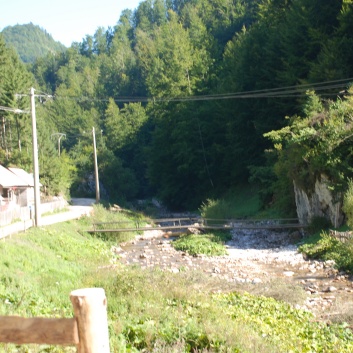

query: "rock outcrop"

left=293, top=175, right=343, bottom=227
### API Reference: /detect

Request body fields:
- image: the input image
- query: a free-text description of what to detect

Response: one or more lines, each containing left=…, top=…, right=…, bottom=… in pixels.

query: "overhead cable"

left=44, top=77, right=353, bottom=103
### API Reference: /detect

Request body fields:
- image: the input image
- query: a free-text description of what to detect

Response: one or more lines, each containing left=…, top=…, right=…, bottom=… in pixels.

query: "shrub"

left=308, top=216, right=332, bottom=234
left=299, top=231, right=353, bottom=273
left=173, top=231, right=231, bottom=256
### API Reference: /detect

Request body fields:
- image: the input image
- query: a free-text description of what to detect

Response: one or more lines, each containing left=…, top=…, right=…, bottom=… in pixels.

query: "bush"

left=308, top=216, right=332, bottom=234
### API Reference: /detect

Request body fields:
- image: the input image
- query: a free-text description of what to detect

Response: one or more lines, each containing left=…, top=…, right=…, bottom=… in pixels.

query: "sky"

left=1, top=0, right=143, bottom=47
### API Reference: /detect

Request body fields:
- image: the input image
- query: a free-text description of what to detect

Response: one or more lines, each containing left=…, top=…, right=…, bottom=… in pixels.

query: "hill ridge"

left=1, top=22, right=66, bottom=63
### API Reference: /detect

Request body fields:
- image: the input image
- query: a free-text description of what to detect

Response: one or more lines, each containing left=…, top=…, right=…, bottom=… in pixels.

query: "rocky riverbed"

left=111, top=227, right=353, bottom=322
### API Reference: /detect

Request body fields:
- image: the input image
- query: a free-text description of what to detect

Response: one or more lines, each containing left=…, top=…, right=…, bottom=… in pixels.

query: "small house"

left=0, top=165, right=39, bottom=208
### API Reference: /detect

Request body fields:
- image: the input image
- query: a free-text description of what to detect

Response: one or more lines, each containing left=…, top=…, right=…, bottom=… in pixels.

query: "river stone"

left=325, top=286, right=338, bottom=292
left=187, top=227, right=202, bottom=235
left=252, top=278, right=262, bottom=284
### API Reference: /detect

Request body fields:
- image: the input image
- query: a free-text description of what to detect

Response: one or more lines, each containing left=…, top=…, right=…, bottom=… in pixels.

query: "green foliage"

left=173, top=231, right=231, bottom=256
left=0, top=35, right=34, bottom=164
left=249, top=148, right=297, bottom=214
left=265, top=90, right=353, bottom=198
left=98, top=147, right=139, bottom=202
left=136, top=9, right=211, bottom=98
left=299, top=232, right=353, bottom=273
left=1, top=23, right=66, bottom=63
left=36, top=110, right=76, bottom=196
left=105, top=100, right=147, bottom=150
left=69, top=140, right=138, bottom=202
left=99, top=10, right=142, bottom=98
left=146, top=101, right=220, bottom=209
left=215, top=291, right=353, bottom=353
left=103, top=100, right=149, bottom=198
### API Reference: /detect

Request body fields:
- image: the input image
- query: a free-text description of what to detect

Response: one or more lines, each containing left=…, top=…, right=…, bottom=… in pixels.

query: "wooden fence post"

left=70, top=288, right=110, bottom=353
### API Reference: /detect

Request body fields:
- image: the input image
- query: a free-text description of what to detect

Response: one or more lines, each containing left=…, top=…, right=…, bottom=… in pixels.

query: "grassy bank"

left=0, top=206, right=353, bottom=352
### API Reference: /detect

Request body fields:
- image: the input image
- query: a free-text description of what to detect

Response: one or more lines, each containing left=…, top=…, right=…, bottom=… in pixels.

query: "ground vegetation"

left=1, top=207, right=353, bottom=352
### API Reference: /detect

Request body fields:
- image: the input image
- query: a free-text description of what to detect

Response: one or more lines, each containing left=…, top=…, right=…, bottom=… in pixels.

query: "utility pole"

left=51, top=133, right=66, bottom=156
left=30, top=87, right=41, bottom=227
left=92, top=127, right=100, bottom=203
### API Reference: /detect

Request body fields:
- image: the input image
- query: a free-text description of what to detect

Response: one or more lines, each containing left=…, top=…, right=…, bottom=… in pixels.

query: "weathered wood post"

left=70, top=288, right=110, bottom=353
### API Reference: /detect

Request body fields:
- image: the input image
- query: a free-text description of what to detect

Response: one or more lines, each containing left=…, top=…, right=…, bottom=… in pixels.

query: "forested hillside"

left=1, top=0, right=353, bottom=213
left=1, top=23, right=66, bottom=63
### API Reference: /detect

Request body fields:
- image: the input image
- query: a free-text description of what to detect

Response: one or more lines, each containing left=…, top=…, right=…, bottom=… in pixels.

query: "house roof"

left=8, top=167, right=37, bottom=187
left=0, top=165, right=28, bottom=188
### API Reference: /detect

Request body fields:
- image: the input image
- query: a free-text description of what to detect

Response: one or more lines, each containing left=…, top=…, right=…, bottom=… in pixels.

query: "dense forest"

left=0, top=0, right=353, bottom=213
left=1, top=23, right=66, bottom=63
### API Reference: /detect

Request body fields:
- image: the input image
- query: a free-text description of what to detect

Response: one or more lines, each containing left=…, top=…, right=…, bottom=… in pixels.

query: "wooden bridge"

left=88, top=217, right=306, bottom=234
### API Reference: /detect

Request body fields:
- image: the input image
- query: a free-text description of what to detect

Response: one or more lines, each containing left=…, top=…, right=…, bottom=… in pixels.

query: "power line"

left=51, top=77, right=353, bottom=104
left=15, top=92, right=53, bottom=99
left=0, top=105, right=30, bottom=114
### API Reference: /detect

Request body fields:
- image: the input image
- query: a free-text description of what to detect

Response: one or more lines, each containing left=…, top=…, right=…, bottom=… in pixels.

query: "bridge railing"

left=89, top=217, right=304, bottom=233
left=92, top=217, right=201, bottom=232
left=93, top=219, right=143, bottom=232
left=202, top=218, right=303, bottom=229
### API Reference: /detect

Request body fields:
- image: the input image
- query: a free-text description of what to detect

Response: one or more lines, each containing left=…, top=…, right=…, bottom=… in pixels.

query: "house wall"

left=0, top=186, right=4, bottom=208
left=0, top=187, right=16, bottom=207
left=16, top=188, right=28, bottom=207
left=15, top=188, right=35, bottom=207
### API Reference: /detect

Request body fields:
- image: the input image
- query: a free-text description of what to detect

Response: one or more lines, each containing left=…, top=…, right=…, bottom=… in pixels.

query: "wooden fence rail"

left=0, top=288, right=110, bottom=353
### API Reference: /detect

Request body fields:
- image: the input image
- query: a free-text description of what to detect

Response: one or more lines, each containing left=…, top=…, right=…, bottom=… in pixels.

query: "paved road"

left=40, top=198, right=95, bottom=226
left=0, top=198, right=95, bottom=238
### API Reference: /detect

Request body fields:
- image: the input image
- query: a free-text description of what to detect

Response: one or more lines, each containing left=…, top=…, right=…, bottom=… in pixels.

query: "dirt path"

left=114, top=228, right=353, bottom=322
